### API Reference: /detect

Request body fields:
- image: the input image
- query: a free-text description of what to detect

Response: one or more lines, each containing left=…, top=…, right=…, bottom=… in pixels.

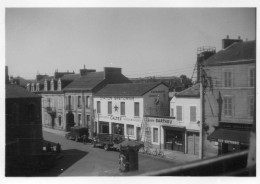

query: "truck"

left=65, top=127, right=89, bottom=142
left=92, top=133, right=125, bottom=151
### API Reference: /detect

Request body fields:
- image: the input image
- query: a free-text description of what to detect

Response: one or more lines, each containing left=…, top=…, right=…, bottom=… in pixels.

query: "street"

left=37, top=131, right=191, bottom=176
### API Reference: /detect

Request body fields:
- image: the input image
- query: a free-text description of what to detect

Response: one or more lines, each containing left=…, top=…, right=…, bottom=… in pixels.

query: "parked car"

left=92, top=133, right=125, bottom=151
left=65, top=127, right=89, bottom=142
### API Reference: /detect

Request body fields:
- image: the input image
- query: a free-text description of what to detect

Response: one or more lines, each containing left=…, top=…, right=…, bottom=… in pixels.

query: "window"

left=86, top=96, right=90, bottom=108
left=223, top=69, right=232, bottom=87
left=78, top=114, right=81, bottom=126
left=249, top=68, right=255, bottom=87
left=248, top=96, right=255, bottom=117
left=58, top=116, right=62, bottom=126
left=153, top=127, right=159, bottom=143
left=134, top=102, right=140, bottom=117
left=170, top=108, right=174, bottom=117
left=176, top=106, right=183, bottom=121
left=28, top=104, right=35, bottom=122
left=108, top=101, right=112, bottom=114
left=121, top=102, right=125, bottom=115
left=127, top=124, right=134, bottom=136
left=86, top=115, right=90, bottom=126
left=190, top=106, right=196, bottom=122
left=97, top=101, right=101, bottom=113
left=224, top=96, right=233, bottom=117
left=78, top=96, right=82, bottom=108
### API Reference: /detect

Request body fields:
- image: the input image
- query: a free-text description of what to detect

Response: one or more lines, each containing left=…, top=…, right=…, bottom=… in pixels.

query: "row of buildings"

left=22, top=36, right=255, bottom=158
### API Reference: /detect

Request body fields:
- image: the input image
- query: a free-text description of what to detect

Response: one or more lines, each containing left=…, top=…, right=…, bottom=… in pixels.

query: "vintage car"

left=65, top=127, right=89, bottom=142
left=92, top=133, right=125, bottom=151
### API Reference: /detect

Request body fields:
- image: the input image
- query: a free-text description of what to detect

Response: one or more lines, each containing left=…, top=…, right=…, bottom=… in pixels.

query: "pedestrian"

left=82, top=134, right=87, bottom=144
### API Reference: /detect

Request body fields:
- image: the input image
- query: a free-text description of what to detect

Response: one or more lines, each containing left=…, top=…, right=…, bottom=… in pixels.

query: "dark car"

left=65, top=127, right=89, bottom=142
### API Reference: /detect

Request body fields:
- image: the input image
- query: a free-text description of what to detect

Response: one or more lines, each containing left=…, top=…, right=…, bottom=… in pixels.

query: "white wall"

left=170, top=96, right=200, bottom=131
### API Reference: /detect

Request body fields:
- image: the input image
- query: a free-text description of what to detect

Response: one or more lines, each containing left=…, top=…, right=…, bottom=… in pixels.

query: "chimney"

left=222, top=35, right=242, bottom=49
left=80, top=66, right=96, bottom=76
left=104, top=67, right=122, bottom=79
left=5, top=66, right=9, bottom=84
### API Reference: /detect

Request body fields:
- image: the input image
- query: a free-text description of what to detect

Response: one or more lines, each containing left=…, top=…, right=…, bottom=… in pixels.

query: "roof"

left=207, top=128, right=250, bottom=145
left=64, top=72, right=105, bottom=91
left=175, top=83, right=200, bottom=98
left=6, top=84, right=41, bottom=99
left=205, top=40, right=256, bottom=66
left=37, top=76, right=55, bottom=84
left=61, top=74, right=81, bottom=81
left=95, top=82, right=166, bottom=97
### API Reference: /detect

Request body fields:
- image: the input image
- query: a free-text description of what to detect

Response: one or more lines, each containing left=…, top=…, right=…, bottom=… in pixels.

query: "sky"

left=5, top=8, right=256, bottom=80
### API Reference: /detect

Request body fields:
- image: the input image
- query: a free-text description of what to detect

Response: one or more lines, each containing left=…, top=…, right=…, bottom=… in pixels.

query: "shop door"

left=99, top=122, right=109, bottom=133
left=112, top=123, right=124, bottom=135
left=187, top=132, right=199, bottom=155
left=164, top=129, right=184, bottom=152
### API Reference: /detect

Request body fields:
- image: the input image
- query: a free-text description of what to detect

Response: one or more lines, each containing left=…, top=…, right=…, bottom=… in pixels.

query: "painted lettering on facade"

left=144, top=117, right=174, bottom=125
left=218, top=139, right=239, bottom=145
left=99, top=97, right=135, bottom=101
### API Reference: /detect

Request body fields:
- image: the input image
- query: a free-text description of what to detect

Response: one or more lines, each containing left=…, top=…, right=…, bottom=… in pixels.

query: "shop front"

left=98, top=121, right=109, bottom=134
left=163, top=126, right=185, bottom=153
left=111, top=122, right=124, bottom=135
left=207, top=122, right=251, bottom=155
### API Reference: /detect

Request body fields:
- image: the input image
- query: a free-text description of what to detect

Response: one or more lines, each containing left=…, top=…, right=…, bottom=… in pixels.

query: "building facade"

left=63, top=67, right=131, bottom=138
left=93, top=82, right=169, bottom=141
left=6, top=84, right=43, bottom=175
left=203, top=39, right=256, bottom=157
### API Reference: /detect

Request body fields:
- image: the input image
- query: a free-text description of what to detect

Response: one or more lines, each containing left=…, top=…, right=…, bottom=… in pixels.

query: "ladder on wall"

left=140, top=117, right=153, bottom=151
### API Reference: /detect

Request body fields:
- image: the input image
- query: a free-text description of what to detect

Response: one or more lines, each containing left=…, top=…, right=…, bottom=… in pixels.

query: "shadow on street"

left=34, top=149, right=88, bottom=176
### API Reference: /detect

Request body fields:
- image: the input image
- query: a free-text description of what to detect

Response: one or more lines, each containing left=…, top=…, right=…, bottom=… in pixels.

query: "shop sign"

left=144, top=117, right=175, bottom=125
left=110, top=116, right=122, bottom=121
left=122, top=117, right=141, bottom=123
left=218, top=139, right=239, bottom=145
left=97, top=115, right=110, bottom=119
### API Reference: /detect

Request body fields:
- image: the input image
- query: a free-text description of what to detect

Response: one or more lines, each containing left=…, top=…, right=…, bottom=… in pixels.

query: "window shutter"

left=190, top=106, right=196, bottom=122
left=176, top=106, right=182, bottom=121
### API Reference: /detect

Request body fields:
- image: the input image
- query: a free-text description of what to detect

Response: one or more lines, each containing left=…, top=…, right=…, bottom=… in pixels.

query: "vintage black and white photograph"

left=3, top=0, right=257, bottom=180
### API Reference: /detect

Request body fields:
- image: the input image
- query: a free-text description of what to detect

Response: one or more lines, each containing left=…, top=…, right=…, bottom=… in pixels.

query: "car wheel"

left=104, top=144, right=109, bottom=151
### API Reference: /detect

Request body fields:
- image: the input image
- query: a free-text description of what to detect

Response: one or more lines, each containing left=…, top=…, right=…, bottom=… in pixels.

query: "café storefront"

left=207, top=122, right=251, bottom=155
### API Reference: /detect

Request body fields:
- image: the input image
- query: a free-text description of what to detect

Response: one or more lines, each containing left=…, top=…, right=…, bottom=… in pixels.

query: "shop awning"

left=207, top=128, right=250, bottom=145
left=162, top=125, right=186, bottom=131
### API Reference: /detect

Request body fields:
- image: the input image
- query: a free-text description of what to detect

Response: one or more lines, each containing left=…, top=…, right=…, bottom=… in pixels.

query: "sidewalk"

left=163, top=150, right=199, bottom=163
left=43, top=127, right=67, bottom=137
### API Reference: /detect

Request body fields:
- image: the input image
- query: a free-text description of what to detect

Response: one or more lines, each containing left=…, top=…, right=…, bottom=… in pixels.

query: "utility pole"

left=199, top=62, right=205, bottom=159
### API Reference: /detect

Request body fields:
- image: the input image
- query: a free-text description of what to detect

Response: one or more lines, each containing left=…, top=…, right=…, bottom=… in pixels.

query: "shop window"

left=121, top=102, right=125, bottom=115
left=176, top=106, right=183, bottom=121
left=190, top=106, right=196, bottom=122
left=224, top=96, right=233, bottom=117
left=86, top=96, right=90, bottom=108
left=108, top=101, right=112, bottom=114
left=97, top=101, right=101, bottom=113
left=248, top=96, right=255, bottom=117
left=127, top=124, right=134, bottom=136
left=223, top=69, right=232, bottom=87
left=249, top=68, right=255, bottom=87
left=134, top=102, right=140, bottom=117
left=153, top=127, right=159, bottom=143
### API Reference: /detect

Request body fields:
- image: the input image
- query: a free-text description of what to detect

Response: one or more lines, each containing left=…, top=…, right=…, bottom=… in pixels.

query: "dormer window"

left=26, top=83, right=31, bottom=91
left=44, top=80, right=48, bottom=91
left=31, top=83, right=35, bottom=92
left=36, top=83, right=40, bottom=91
left=58, top=79, right=62, bottom=91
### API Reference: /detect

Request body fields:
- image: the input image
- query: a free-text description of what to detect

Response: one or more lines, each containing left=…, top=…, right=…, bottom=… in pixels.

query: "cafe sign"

left=144, top=117, right=175, bottom=125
